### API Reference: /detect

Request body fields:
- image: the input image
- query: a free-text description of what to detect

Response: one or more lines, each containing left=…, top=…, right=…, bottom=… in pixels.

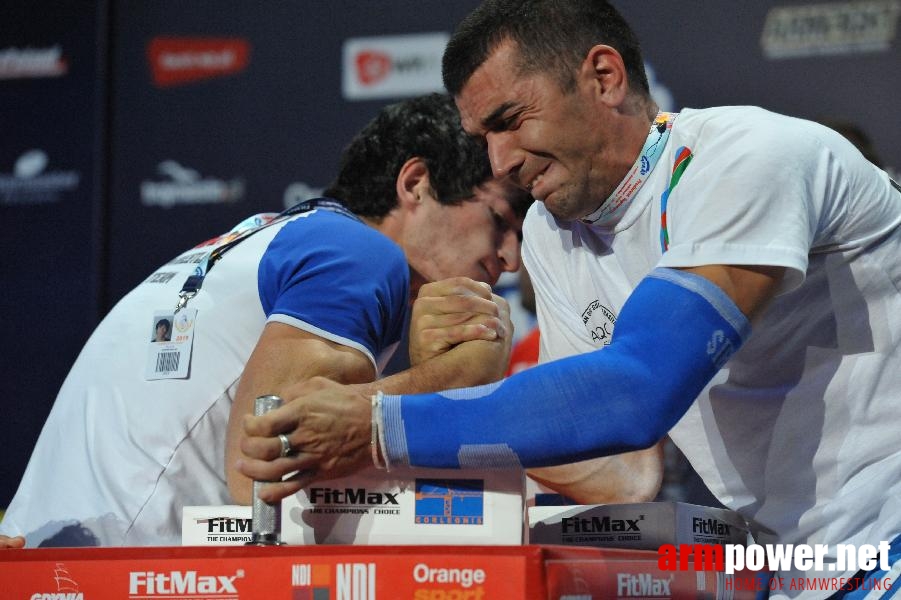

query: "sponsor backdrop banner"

left=106, top=0, right=483, bottom=305
left=616, top=0, right=899, bottom=173
left=0, top=2, right=107, bottom=508
left=1, top=0, right=898, bottom=509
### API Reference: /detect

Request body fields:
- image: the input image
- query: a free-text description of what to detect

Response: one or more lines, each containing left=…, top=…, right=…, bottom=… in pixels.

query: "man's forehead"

left=475, top=178, right=508, bottom=199
left=475, top=179, right=523, bottom=217
left=454, top=40, right=523, bottom=135
left=454, top=94, right=486, bottom=136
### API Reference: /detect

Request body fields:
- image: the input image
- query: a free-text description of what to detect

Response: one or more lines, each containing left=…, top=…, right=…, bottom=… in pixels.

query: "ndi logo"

left=293, top=563, right=376, bottom=600
left=292, top=563, right=332, bottom=599
left=414, top=479, right=484, bottom=525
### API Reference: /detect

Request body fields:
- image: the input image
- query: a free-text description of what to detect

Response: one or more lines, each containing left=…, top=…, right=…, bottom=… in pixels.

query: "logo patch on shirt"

left=706, top=329, right=735, bottom=368
left=581, top=299, right=617, bottom=347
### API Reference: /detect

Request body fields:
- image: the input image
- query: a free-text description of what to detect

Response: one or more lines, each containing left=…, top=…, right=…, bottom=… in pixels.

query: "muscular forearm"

left=381, top=269, right=750, bottom=470
left=232, top=337, right=510, bottom=506
left=233, top=285, right=512, bottom=504
left=360, top=338, right=509, bottom=398
left=226, top=324, right=374, bottom=505
left=527, top=444, right=664, bottom=504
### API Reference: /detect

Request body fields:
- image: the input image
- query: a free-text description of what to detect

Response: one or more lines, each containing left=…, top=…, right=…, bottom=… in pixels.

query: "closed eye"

left=481, top=102, right=521, bottom=134
left=492, top=210, right=523, bottom=242
left=491, top=113, right=521, bottom=133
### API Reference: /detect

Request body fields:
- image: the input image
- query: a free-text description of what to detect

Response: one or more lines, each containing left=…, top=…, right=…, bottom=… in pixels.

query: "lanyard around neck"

left=174, top=198, right=359, bottom=313
left=581, top=111, right=677, bottom=227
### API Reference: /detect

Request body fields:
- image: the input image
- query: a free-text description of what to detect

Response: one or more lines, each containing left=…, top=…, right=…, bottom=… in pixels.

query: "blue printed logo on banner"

left=414, top=479, right=484, bottom=525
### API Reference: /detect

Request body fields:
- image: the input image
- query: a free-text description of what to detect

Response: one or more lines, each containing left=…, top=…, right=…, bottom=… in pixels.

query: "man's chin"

left=543, top=199, right=582, bottom=222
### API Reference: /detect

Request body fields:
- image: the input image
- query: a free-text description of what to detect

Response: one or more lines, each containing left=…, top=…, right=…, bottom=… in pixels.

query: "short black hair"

left=443, top=0, right=649, bottom=97
left=155, top=318, right=171, bottom=332
left=816, top=118, right=883, bottom=168
left=325, top=93, right=495, bottom=218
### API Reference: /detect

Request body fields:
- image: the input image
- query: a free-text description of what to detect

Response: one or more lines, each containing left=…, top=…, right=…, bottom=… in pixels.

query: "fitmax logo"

left=128, top=570, right=243, bottom=596
left=202, top=517, right=251, bottom=533
left=692, top=517, right=732, bottom=536
left=617, top=573, right=674, bottom=597
left=562, top=515, right=644, bottom=534
left=309, top=487, right=399, bottom=506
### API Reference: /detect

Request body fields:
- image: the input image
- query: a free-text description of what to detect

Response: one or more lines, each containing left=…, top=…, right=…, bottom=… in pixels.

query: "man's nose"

left=486, top=132, right=522, bottom=181
left=498, top=230, right=522, bottom=273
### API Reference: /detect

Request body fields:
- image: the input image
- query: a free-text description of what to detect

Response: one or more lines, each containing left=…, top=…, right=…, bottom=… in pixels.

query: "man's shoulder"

left=259, top=208, right=407, bottom=298
left=269, top=208, right=404, bottom=264
left=673, top=106, right=834, bottom=179
left=677, top=106, right=820, bottom=145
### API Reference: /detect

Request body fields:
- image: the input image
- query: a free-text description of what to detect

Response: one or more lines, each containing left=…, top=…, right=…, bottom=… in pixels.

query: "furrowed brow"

left=481, top=101, right=518, bottom=132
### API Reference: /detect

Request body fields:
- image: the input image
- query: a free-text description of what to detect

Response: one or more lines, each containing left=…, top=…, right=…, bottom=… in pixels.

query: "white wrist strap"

left=370, top=392, right=390, bottom=471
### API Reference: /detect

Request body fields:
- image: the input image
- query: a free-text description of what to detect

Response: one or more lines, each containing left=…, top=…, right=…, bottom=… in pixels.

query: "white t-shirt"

left=524, top=106, right=901, bottom=597
left=0, top=205, right=408, bottom=547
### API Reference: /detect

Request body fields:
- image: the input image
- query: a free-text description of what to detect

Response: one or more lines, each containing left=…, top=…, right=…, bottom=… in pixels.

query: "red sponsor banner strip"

left=2, top=544, right=751, bottom=599
left=0, top=545, right=547, bottom=599
left=147, top=37, right=250, bottom=87
left=544, top=547, right=765, bottom=599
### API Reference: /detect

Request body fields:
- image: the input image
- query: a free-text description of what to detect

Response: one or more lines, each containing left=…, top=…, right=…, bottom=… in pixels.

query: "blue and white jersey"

left=259, top=208, right=408, bottom=372
left=0, top=204, right=409, bottom=547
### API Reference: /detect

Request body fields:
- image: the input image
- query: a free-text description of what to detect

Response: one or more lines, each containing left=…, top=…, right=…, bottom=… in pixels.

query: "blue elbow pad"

left=382, top=267, right=751, bottom=469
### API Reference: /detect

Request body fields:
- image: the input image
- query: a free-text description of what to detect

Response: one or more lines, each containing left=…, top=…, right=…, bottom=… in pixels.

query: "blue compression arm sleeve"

left=380, top=267, right=751, bottom=469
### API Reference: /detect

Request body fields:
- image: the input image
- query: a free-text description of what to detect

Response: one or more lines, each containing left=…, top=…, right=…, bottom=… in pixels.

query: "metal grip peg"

left=246, top=394, right=286, bottom=546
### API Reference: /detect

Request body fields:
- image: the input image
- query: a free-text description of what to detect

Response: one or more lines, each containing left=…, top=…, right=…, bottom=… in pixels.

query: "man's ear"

left=395, top=157, right=431, bottom=209
left=580, top=44, right=629, bottom=108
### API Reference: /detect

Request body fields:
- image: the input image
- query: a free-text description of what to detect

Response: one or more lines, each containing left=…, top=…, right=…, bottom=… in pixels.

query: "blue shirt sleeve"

left=257, top=209, right=409, bottom=366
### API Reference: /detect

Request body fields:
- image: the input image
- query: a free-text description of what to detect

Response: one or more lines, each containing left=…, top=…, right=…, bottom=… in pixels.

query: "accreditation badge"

left=145, top=308, right=197, bottom=380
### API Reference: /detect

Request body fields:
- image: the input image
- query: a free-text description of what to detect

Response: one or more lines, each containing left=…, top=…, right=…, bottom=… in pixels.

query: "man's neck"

left=362, top=211, right=423, bottom=303
left=363, top=210, right=401, bottom=244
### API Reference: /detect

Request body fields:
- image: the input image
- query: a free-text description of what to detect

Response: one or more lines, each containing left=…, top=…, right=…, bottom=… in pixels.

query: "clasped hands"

left=236, top=277, right=512, bottom=504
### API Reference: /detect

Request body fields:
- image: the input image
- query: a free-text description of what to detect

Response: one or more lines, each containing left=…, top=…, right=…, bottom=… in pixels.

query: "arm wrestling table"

left=0, top=544, right=762, bottom=599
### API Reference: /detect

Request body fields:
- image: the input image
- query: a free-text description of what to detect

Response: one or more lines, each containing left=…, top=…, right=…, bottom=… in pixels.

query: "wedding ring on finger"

left=278, top=433, right=292, bottom=458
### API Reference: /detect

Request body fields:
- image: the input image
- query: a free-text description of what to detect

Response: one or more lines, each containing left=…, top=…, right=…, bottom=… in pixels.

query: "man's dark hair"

left=816, top=118, right=883, bottom=168
left=155, top=318, right=171, bottom=332
left=325, top=93, right=497, bottom=219
left=443, top=0, right=649, bottom=97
